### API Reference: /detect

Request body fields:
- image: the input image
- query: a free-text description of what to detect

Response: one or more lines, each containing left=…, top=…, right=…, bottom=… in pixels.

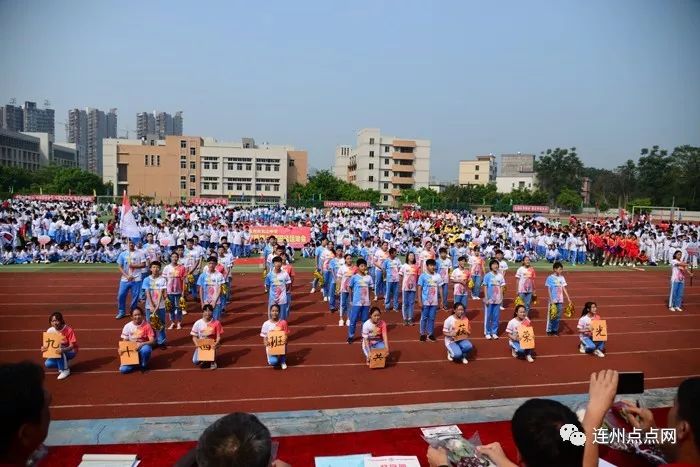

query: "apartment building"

left=500, top=153, right=535, bottom=176
left=103, top=136, right=307, bottom=204
left=0, top=129, right=77, bottom=170
left=458, top=155, right=497, bottom=186
left=334, top=128, right=430, bottom=206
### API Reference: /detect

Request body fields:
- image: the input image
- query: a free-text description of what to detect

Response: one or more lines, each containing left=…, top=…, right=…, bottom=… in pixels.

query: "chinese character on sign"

left=200, top=344, right=212, bottom=351
left=267, top=335, right=285, bottom=347
left=372, top=352, right=385, bottom=362
left=122, top=346, right=132, bottom=358
left=455, top=327, right=467, bottom=337
left=521, top=330, right=532, bottom=343
left=594, top=325, right=606, bottom=338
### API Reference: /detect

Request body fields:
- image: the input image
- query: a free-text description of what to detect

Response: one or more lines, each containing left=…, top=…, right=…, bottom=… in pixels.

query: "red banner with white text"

left=249, top=226, right=311, bottom=248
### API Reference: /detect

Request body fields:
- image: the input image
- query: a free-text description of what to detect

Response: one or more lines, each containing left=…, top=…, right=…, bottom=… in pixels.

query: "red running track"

left=0, top=270, right=698, bottom=420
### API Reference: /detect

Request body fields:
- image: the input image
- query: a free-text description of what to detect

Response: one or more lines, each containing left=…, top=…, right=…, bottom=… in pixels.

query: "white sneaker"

left=323, top=297, right=328, bottom=302
left=57, top=369, right=70, bottom=380
left=310, top=287, right=316, bottom=293
left=526, top=355, right=535, bottom=363
left=491, top=334, right=499, bottom=340
left=472, top=296, right=481, bottom=300
left=579, top=343, right=586, bottom=354
left=182, top=309, right=188, bottom=315
left=500, top=306, right=505, bottom=311
left=511, top=349, right=517, bottom=358
left=176, top=323, right=182, bottom=330
left=485, top=334, right=492, bottom=340
left=338, top=319, right=344, bottom=326
left=594, top=350, right=605, bottom=358
left=676, top=307, right=683, bottom=312
left=210, top=362, right=218, bottom=370
left=345, top=320, right=350, bottom=326
left=462, top=357, right=468, bottom=364
left=281, top=362, right=287, bottom=370
left=447, top=352, right=453, bottom=362
left=168, top=322, right=175, bottom=330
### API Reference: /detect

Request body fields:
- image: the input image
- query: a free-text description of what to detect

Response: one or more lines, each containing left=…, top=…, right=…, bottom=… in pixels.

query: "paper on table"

left=420, top=424, right=463, bottom=438
left=314, top=453, right=371, bottom=467
left=364, top=456, right=420, bottom=467
left=79, top=453, right=140, bottom=467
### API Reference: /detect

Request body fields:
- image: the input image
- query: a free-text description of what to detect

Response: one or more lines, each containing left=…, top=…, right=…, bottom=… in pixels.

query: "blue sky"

left=1, top=0, right=698, bottom=180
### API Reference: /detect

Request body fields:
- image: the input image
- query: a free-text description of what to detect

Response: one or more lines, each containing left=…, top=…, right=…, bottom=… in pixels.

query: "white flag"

left=119, top=191, right=140, bottom=239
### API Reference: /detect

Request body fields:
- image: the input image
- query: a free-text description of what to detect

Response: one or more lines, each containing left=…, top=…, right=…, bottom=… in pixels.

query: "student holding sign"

left=399, top=252, right=420, bottom=326
left=141, top=261, right=168, bottom=348
left=260, top=304, right=289, bottom=370
left=544, top=261, right=571, bottom=336
left=347, top=258, right=374, bottom=344
left=442, top=302, right=473, bottom=364
left=506, top=305, right=535, bottom=363
left=482, top=259, right=505, bottom=340
left=191, top=304, right=223, bottom=369
left=41, top=312, right=78, bottom=380
left=118, top=307, right=155, bottom=374
left=361, top=307, right=389, bottom=365
left=577, top=302, right=606, bottom=357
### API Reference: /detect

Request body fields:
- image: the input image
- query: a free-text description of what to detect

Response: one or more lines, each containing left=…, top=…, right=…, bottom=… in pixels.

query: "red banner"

left=190, top=197, right=228, bottom=206
left=13, top=195, right=95, bottom=202
left=323, top=201, right=371, bottom=208
left=249, top=226, right=311, bottom=248
left=513, top=205, right=550, bottom=213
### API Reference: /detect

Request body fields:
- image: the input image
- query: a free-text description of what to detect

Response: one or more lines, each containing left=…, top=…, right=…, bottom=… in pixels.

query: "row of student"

left=41, top=299, right=609, bottom=380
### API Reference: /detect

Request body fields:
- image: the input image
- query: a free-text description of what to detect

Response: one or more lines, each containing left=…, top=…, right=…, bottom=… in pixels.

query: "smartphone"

left=617, top=371, right=644, bottom=394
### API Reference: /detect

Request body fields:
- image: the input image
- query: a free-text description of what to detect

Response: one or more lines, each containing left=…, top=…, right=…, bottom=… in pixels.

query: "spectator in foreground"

left=624, top=376, right=700, bottom=466
left=428, top=370, right=619, bottom=467
left=175, top=412, right=289, bottom=467
left=0, top=362, right=51, bottom=466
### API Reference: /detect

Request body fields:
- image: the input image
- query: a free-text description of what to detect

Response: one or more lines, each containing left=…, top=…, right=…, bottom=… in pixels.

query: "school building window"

left=189, top=189, right=196, bottom=196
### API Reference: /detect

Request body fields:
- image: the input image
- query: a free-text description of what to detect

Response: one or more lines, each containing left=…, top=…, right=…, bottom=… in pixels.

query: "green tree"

left=670, top=145, right=700, bottom=210
left=635, top=146, right=677, bottom=206
left=287, top=170, right=380, bottom=205
left=556, top=188, right=582, bottom=211
left=534, top=147, right=584, bottom=201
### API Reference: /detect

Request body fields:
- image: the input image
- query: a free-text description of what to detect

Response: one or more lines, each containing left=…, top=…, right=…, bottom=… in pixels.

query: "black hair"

left=511, top=399, right=584, bottom=467
left=271, top=256, right=283, bottom=264
left=489, top=259, right=499, bottom=269
left=513, top=304, right=526, bottom=316
left=457, top=256, right=467, bottom=262
left=676, top=377, right=700, bottom=452
left=131, top=306, right=144, bottom=316
left=195, top=412, right=271, bottom=467
left=269, top=303, right=281, bottom=313
left=581, top=302, right=597, bottom=317
left=425, top=258, right=436, bottom=267
left=388, top=248, right=396, bottom=255
left=0, top=361, right=46, bottom=457
left=438, top=247, right=447, bottom=254
left=208, top=256, right=218, bottom=263
left=494, top=249, right=503, bottom=256
left=356, top=258, right=367, bottom=267
left=369, top=306, right=381, bottom=316
left=553, top=261, right=563, bottom=270
left=452, top=302, right=465, bottom=312
left=150, top=260, right=161, bottom=268
left=203, top=304, right=214, bottom=312
left=406, top=252, right=416, bottom=264
left=344, top=253, right=352, bottom=259
left=49, top=311, right=65, bottom=327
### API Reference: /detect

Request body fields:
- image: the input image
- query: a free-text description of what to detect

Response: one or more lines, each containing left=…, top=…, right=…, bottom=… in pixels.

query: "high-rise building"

left=103, top=135, right=307, bottom=204
left=67, top=109, right=88, bottom=170
left=155, top=112, right=173, bottom=139
left=458, top=155, right=497, bottom=186
left=136, top=111, right=183, bottom=140
left=334, top=128, right=431, bottom=206
left=136, top=112, right=156, bottom=140
left=22, top=101, right=55, bottom=136
left=106, top=108, right=118, bottom=139
left=0, top=104, right=24, bottom=132
left=173, top=111, right=183, bottom=136
left=87, top=108, right=107, bottom=175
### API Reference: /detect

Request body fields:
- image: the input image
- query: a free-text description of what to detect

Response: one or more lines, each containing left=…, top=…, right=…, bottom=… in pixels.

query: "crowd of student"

left=2, top=361, right=698, bottom=467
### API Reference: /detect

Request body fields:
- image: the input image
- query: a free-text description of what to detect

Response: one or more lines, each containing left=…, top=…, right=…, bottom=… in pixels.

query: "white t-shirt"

left=442, top=315, right=470, bottom=347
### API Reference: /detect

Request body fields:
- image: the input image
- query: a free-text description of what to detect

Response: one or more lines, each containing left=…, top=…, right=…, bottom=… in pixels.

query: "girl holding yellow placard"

left=260, top=304, right=289, bottom=370
left=118, top=307, right=155, bottom=374
left=191, top=304, right=224, bottom=369
left=506, top=305, right=535, bottom=363
left=42, top=312, right=78, bottom=380
left=361, top=307, right=389, bottom=364
left=441, top=303, right=473, bottom=364
left=577, top=302, right=605, bottom=358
